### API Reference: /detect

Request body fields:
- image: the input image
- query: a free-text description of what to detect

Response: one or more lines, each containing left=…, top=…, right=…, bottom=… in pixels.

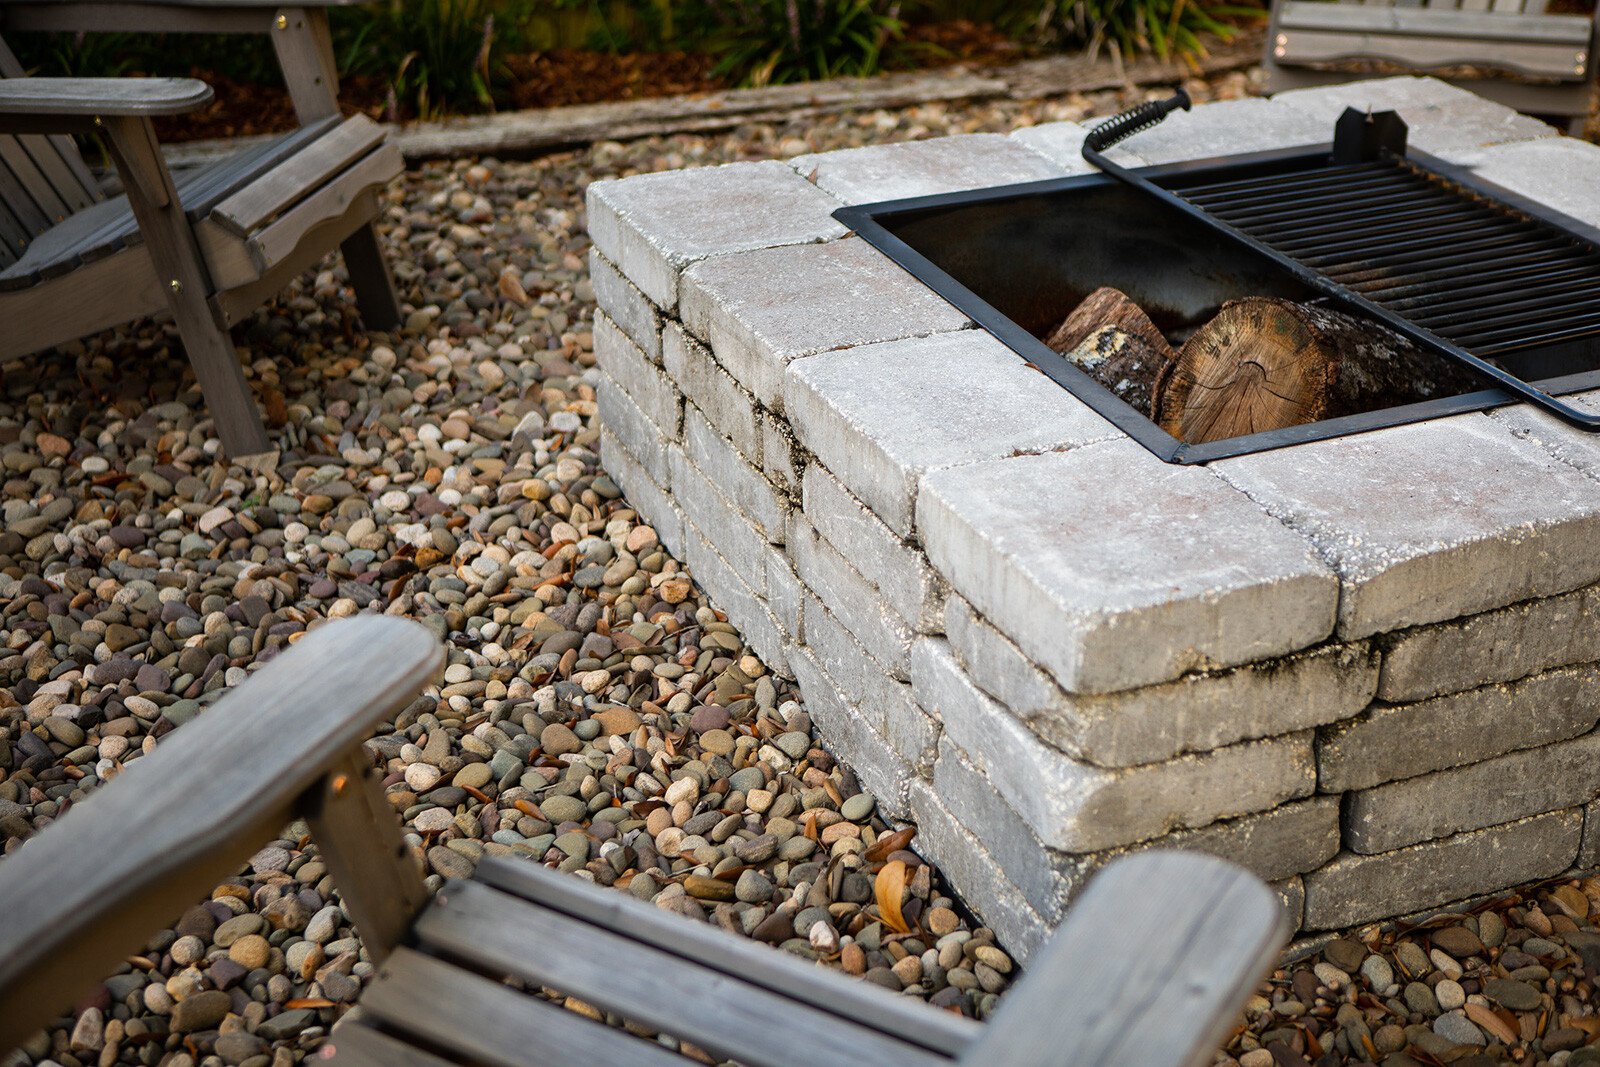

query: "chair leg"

left=101, top=116, right=271, bottom=458
left=341, top=222, right=404, bottom=331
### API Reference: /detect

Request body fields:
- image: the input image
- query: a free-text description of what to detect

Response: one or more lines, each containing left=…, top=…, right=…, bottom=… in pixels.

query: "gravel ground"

left=9, top=67, right=1599, bottom=1067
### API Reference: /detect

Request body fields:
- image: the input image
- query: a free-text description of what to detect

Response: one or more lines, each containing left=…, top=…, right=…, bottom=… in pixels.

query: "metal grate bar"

left=1294, top=215, right=1537, bottom=262
left=1196, top=174, right=1423, bottom=216
left=1208, top=183, right=1445, bottom=227
left=1313, top=232, right=1575, bottom=277
left=1171, top=161, right=1391, bottom=199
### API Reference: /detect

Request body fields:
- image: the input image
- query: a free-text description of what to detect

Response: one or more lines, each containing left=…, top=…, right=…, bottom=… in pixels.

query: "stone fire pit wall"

left=588, top=77, right=1600, bottom=961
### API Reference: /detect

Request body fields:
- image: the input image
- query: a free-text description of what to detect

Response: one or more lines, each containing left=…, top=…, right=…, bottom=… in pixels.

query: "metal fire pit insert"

left=837, top=115, right=1600, bottom=464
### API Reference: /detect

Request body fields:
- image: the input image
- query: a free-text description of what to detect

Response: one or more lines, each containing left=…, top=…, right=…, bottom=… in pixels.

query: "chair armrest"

left=0, top=77, right=213, bottom=117
left=0, top=616, right=443, bottom=1053
left=958, top=852, right=1288, bottom=1067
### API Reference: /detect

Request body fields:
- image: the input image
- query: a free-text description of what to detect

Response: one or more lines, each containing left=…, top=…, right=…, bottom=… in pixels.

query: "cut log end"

left=1047, top=287, right=1176, bottom=416
left=1155, top=298, right=1337, bottom=444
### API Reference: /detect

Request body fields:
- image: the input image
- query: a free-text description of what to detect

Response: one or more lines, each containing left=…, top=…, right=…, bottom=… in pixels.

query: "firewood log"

left=1153, top=297, right=1486, bottom=445
left=1046, top=287, right=1177, bottom=416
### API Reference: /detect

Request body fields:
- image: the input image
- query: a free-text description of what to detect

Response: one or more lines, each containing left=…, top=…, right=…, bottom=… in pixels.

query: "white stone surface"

left=1303, top=809, right=1582, bottom=930
left=908, top=779, right=1054, bottom=960
left=784, top=329, right=1116, bottom=537
left=1272, top=76, right=1559, bottom=158
left=589, top=249, right=661, bottom=361
left=788, top=648, right=914, bottom=819
left=790, top=133, right=1067, bottom=204
left=803, top=463, right=944, bottom=632
left=1457, top=138, right=1600, bottom=228
left=681, top=237, right=972, bottom=409
left=789, top=517, right=914, bottom=680
left=586, top=160, right=847, bottom=309
left=1110, top=97, right=1330, bottom=165
left=912, top=639, right=1316, bottom=851
left=599, top=428, right=684, bottom=558
left=596, top=375, right=672, bottom=486
left=945, top=597, right=1376, bottom=766
left=1345, top=731, right=1600, bottom=854
left=921, top=440, right=1338, bottom=694
left=595, top=312, right=679, bottom=438
left=766, top=546, right=804, bottom=640
left=664, top=322, right=762, bottom=462
left=1320, top=663, right=1600, bottom=792
left=683, top=404, right=790, bottom=543
left=760, top=412, right=805, bottom=497
left=677, top=509, right=794, bottom=678
left=1379, top=583, right=1600, bottom=701
left=801, top=594, right=937, bottom=776
left=1218, top=415, right=1600, bottom=641
left=669, top=449, right=769, bottom=598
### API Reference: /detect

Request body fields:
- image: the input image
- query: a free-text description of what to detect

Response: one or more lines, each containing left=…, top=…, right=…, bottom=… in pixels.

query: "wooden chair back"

left=0, top=36, right=102, bottom=271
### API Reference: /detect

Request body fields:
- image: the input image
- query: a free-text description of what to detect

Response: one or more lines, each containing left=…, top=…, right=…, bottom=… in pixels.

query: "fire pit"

left=588, top=77, right=1600, bottom=957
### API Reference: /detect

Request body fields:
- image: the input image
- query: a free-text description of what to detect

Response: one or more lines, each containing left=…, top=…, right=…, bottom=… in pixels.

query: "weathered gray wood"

left=101, top=113, right=271, bottom=455
left=959, top=852, right=1287, bottom=1067
left=304, top=750, right=429, bottom=965
left=207, top=189, right=379, bottom=322
left=474, top=856, right=982, bottom=1057
left=212, top=114, right=384, bottom=234
left=246, top=141, right=399, bottom=269
left=416, top=879, right=955, bottom=1067
left=0, top=244, right=164, bottom=357
left=1276, top=1, right=1590, bottom=43
left=177, top=115, right=339, bottom=222
left=270, top=6, right=341, bottom=123
left=320, top=1019, right=458, bottom=1067
left=0, top=616, right=444, bottom=1053
left=0, top=76, right=214, bottom=115
left=357, top=947, right=690, bottom=1067
left=1274, top=27, right=1585, bottom=78
left=338, top=220, right=401, bottom=329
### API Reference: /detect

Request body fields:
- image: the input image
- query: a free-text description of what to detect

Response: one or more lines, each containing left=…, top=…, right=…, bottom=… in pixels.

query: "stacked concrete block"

left=590, top=81, right=1600, bottom=958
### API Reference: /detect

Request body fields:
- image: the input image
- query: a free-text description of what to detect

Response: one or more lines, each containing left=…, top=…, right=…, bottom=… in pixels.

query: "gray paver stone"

left=945, top=596, right=1375, bottom=767
left=1108, top=97, right=1330, bottom=164
left=1320, top=663, right=1600, bottom=792
left=595, top=312, right=679, bottom=438
left=683, top=404, right=790, bottom=543
left=1217, top=415, right=1600, bottom=641
left=803, top=463, right=944, bottom=632
left=681, top=238, right=971, bottom=409
left=920, top=440, right=1338, bottom=694
left=790, top=133, right=1067, bottom=204
left=1580, top=797, right=1600, bottom=871
left=784, top=329, right=1117, bottom=537
left=597, top=375, right=672, bottom=486
left=599, top=429, right=684, bottom=558
left=586, top=160, right=847, bottom=309
left=908, top=780, right=1055, bottom=960
left=663, top=321, right=762, bottom=462
left=1456, top=138, right=1600, bottom=227
left=677, top=510, right=793, bottom=678
left=589, top=249, right=661, bottom=361
left=1271, top=76, right=1557, bottom=158
left=760, top=413, right=805, bottom=497
left=1009, top=121, right=1144, bottom=171
left=1379, top=583, right=1600, bottom=701
left=669, top=450, right=769, bottom=598
left=1302, top=809, right=1583, bottom=930
left=1345, top=730, right=1600, bottom=854
left=788, top=648, right=912, bottom=819
left=911, top=638, right=1316, bottom=851
left=789, top=517, right=914, bottom=680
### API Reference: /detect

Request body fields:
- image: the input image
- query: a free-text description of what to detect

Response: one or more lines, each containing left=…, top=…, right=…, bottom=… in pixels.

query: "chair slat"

left=416, top=879, right=955, bottom=1067
left=0, top=192, right=139, bottom=287
left=211, top=113, right=385, bottom=235
left=0, top=136, right=70, bottom=225
left=177, top=115, right=339, bottom=222
left=959, top=853, right=1287, bottom=1067
left=356, top=946, right=689, bottom=1067
left=321, top=1019, right=459, bottom=1067
left=16, top=132, right=97, bottom=212
left=475, top=856, right=982, bottom=1056
left=0, top=197, right=29, bottom=265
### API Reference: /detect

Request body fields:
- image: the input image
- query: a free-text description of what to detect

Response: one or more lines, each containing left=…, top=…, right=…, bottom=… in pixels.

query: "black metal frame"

left=835, top=143, right=1600, bottom=464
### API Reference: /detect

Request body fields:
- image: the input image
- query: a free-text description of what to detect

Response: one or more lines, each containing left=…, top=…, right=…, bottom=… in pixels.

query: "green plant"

left=692, top=0, right=906, bottom=86
left=1045, top=0, right=1262, bottom=61
left=340, top=0, right=501, bottom=119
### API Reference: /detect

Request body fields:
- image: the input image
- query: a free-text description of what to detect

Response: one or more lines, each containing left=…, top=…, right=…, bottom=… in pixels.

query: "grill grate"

left=1162, top=159, right=1600, bottom=359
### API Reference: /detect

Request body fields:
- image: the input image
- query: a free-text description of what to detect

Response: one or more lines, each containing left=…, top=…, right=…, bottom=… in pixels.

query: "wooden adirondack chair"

left=0, top=617, right=1290, bottom=1067
left=0, top=2, right=403, bottom=457
left=1263, top=0, right=1600, bottom=134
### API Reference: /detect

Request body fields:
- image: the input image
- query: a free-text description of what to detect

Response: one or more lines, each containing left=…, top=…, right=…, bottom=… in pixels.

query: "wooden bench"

left=0, top=617, right=1290, bottom=1066
left=0, top=2, right=403, bottom=457
left=1264, top=0, right=1600, bottom=134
